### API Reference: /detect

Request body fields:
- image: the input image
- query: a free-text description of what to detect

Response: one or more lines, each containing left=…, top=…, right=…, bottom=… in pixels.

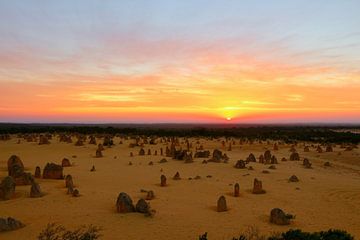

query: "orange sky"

left=1, top=1, right=360, bottom=123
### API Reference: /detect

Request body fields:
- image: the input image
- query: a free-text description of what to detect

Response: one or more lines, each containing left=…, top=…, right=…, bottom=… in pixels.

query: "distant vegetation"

left=0, top=123, right=359, bottom=144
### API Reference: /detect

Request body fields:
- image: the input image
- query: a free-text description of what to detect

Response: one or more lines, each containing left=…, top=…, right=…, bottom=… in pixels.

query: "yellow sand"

left=1, top=137, right=360, bottom=239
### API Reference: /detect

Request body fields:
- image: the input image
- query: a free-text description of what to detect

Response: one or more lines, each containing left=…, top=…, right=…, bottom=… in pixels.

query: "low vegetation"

left=199, top=227, right=354, bottom=240
left=37, top=223, right=102, bottom=240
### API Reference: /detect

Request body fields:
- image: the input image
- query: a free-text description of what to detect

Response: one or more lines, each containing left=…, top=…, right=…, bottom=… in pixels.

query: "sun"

left=226, top=117, right=232, bottom=121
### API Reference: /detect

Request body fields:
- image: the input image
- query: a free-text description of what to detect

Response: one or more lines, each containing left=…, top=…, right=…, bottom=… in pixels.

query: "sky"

left=0, top=0, right=360, bottom=123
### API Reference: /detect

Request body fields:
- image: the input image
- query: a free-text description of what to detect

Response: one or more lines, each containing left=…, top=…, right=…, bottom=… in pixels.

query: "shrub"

left=269, top=229, right=354, bottom=240
left=199, top=228, right=354, bottom=240
left=37, top=223, right=102, bottom=240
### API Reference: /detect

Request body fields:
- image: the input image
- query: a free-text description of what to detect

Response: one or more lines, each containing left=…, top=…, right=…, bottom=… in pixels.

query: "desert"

left=1, top=127, right=360, bottom=239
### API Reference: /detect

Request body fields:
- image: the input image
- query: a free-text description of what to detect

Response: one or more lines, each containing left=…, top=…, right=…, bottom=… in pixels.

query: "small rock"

left=72, top=189, right=80, bottom=197
left=270, top=208, right=292, bottom=225
left=61, top=158, right=71, bottom=167
left=145, top=190, right=155, bottom=200
left=0, top=217, right=25, bottom=232
left=234, top=183, right=240, bottom=197
left=173, top=172, right=181, bottom=180
left=160, top=174, right=167, bottom=187
left=252, top=178, right=266, bottom=194
left=30, top=181, right=43, bottom=198
left=217, top=196, right=227, bottom=212
left=289, top=175, right=299, bottom=182
left=116, top=192, right=135, bottom=213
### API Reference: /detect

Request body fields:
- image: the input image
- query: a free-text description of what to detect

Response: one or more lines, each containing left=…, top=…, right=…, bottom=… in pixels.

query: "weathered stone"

left=7, top=155, right=24, bottom=176
left=74, top=139, right=84, bottom=146
left=258, top=155, right=265, bottom=164
left=0, top=176, right=15, bottom=200
left=139, top=148, right=145, bottom=156
left=289, top=175, right=299, bottom=182
left=326, top=145, right=333, bottom=152
left=61, top=158, right=71, bottom=167
left=39, top=135, right=50, bottom=145
left=234, top=160, right=246, bottom=169
left=43, top=163, right=63, bottom=179
left=89, top=136, right=97, bottom=145
left=234, top=183, right=240, bottom=197
left=303, top=158, right=312, bottom=168
left=34, top=166, right=41, bottom=178
left=30, top=181, right=43, bottom=198
left=317, top=146, right=323, bottom=153
left=173, top=172, right=181, bottom=180
left=270, top=208, right=292, bottom=225
left=98, top=144, right=104, bottom=151
left=289, top=152, right=300, bottom=161
left=65, top=175, right=73, bottom=189
left=135, top=198, right=150, bottom=213
left=264, top=150, right=272, bottom=163
left=0, top=217, right=24, bottom=232
left=116, top=192, right=135, bottom=213
left=270, top=156, right=278, bottom=164
left=217, top=195, right=227, bottom=212
left=145, top=190, right=155, bottom=200
left=96, top=149, right=103, bottom=158
left=72, top=189, right=80, bottom=197
left=184, top=152, right=194, bottom=163
left=246, top=153, right=256, bottom=163
left=160, top=174, right=167, bottom=186
left=103, top=136, right=114, bottom=147
left=252, top=178, right=265, bottom=194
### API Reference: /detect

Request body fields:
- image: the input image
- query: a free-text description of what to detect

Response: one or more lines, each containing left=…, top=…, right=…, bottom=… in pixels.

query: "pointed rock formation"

left=160, top=174, right=167, bottom=187
left=217, top=196, right=227, bottom=212
left=61, top=158, right=71, bottom=167
left=0, top=176, right=16, bottom=200
left=116, top=192, right=135, bottom=213
left=34, top=166, right=41, bottom=178
left=252, top=178, right=265, bottom=194
left=234, top=183, right=240, bottom=197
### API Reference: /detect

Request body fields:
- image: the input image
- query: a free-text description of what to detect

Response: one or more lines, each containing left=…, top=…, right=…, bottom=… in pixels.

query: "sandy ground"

left=1, top=136, right=360, bottom=239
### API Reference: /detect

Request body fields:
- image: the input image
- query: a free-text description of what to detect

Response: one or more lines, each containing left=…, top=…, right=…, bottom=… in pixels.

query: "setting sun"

left=1, top=1, right=360, bottom=240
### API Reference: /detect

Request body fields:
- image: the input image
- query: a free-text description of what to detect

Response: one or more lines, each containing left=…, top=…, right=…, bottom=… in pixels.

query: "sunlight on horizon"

left=0, top=0, right=360, bottom=123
